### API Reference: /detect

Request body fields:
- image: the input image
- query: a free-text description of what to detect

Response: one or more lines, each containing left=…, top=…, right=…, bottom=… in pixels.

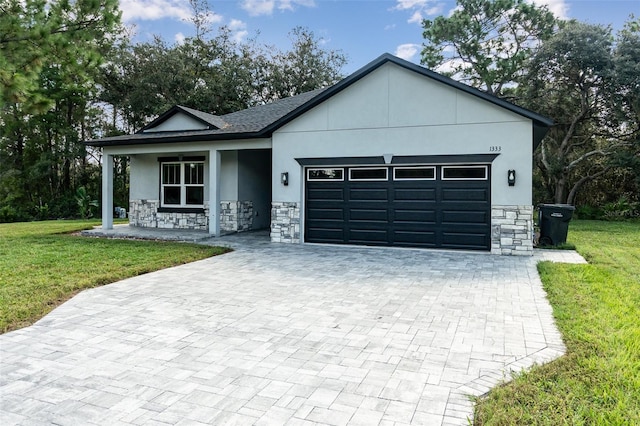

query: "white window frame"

left=161, top=161, right=205, bottom=207
left=441, top=165, right=488, bottom=181
left=393, top=166, right=436, bottom=181
left=307, top=168, right=345, bottom=181
left=349, top=167, right=389, bottom=181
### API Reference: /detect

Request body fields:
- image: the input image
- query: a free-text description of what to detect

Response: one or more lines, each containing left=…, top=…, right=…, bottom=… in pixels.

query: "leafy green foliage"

left=524, top=20, right=640, bottom=205
left=474, top=220, right=640, bottom=424
left=1, top=0, right=345, bottom=222
left=98, top=26, right=347, bottom=131
left=421, top=0, right=556, bottom=96
left=0, top=0, right=121, bottom=111
left=0, top=0, right=121, bottom=221
left=0, top=220, right=229, bottom=333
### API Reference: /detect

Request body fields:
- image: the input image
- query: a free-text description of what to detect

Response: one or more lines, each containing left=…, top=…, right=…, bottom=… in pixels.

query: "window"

left=441, top=166, right=487, bottom=180
left=393, top=166, right=435, bottom=180
left=161, top=161, right=204, bottom=207
left=349, top=168, right=388, bottom=181
left=307, top=168, right=344, bottom=181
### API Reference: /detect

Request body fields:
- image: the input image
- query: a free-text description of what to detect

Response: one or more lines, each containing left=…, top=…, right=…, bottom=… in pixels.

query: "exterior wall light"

left=508, top=169, right=516, bottom=186
left=281, top=172, right=289, bottom=186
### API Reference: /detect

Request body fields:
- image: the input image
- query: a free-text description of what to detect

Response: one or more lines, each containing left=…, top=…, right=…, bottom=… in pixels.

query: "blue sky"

left=120, top=0, right=639, bottom=73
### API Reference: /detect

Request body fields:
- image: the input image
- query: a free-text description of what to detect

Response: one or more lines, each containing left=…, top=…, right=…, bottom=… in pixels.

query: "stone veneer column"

left=129, top=200, right=159, bottom=228
left=220, top=201, right=253, bottom=233
left=491, top=205, right=534, bottom=256
left=270, top=202, right=300, bottom=243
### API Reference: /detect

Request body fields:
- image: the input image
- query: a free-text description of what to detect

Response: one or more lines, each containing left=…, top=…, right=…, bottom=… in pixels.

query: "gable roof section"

left=87, top=54, right=552, bottom=148
left=140, top=105, right=228, bottom=132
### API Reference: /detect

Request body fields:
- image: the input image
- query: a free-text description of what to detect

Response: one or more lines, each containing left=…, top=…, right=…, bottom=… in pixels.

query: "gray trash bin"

left=537, top=204, right=575, bottom=246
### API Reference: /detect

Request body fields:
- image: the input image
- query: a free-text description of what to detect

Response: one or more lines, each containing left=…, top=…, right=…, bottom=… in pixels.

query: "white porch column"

left=208, top=149, right=221, bottom=236
left=101, top=153, right=114, bottom=230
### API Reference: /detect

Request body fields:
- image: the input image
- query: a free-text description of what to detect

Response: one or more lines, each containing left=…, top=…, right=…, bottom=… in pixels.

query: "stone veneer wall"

left=270, top=202, right=300, bottom=243
left=491, top=205, right=534, bottom=256
left=129, top=200, right=209, bottom=230
left=220, top=201, right=253, bottom=232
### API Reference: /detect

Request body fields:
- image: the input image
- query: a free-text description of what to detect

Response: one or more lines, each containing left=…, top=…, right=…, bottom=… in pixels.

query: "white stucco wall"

left=129, top=154, right=159, bottom=200
left=271, top=63, right=533, bottom=206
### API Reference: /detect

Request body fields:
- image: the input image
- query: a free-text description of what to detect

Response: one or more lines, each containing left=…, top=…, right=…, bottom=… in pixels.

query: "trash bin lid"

left=537, top=203, right=576, bottom=210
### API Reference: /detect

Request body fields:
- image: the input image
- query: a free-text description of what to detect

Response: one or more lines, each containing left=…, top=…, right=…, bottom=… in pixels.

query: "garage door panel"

left=307, top=226, right=344, bottom=244
left=393, top=209, right=437, bottom=224
left=306, top=207, right=344, bottom=220
left=393, top=230, right=437, bottom=246
left=393, top=188, right=436, bottom=201
left=306, top=187, right=345, bottom=201
left=441, top=231, right=489, bottom=249
left=442, top=188, right=489, bottom=202
left=349, top=228, right=389, bottom=244
left=349, top=188, right=388, bottom=201
left=441, top=210, right=488, bottom=224
left=349, top=208, right=388, bottom=222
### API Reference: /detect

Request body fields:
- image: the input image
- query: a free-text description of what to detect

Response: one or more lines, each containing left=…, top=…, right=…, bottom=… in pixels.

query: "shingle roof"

left=88, top=89, right=326, bottom=146
left=86, top=54, right=552, bottom=148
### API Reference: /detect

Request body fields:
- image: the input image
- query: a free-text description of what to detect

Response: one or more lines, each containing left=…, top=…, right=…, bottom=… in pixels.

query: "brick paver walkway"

left=1, top=234, right=582, bottom=425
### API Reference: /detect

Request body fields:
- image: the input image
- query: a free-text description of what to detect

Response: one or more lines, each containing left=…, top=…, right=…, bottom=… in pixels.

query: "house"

left=88, top=53, right=552, bottom=255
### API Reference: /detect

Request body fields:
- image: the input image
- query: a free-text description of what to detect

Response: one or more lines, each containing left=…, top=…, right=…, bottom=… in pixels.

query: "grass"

left=474, top=220, right=640, bottom=425
left=0, top=220, right=229, bottom=333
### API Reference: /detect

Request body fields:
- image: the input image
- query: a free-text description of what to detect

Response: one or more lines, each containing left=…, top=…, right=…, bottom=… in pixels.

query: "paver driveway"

left=0, top=237, right=569, bottom=425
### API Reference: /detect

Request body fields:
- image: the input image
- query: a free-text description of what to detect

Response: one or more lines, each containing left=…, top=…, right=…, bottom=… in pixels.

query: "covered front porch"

left=100, top=141, right=272, bottom=236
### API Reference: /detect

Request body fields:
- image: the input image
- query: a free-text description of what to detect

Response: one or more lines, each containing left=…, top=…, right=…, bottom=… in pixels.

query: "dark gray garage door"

left=304, top=165, right=491, bottom=250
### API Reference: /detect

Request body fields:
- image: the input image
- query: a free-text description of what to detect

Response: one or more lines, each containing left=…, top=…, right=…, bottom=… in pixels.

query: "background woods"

left=1, top=0, right=638, bottom=223
left=422, top=0, right=639, bottom=216
left=0, top=0, right=346, bottom=222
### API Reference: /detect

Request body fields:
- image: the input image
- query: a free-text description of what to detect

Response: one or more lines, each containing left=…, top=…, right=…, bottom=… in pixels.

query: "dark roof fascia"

left=263, top=53, right=553, bottom=135
left=88, top=131, right=268, bottom=147
left=391, top=153, right=500, bottom=164
left=137, top=105, right=217, bottom=133
left=296, top=156, right=385, bottom=166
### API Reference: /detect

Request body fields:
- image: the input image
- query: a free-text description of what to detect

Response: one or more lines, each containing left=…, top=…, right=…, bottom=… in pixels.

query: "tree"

left=256, top=27, right=347, bottom=103
left=0, top=0, right=121, bottom=221
left=421, top=0, right=556, bottom=97
left=522, top=20, right=639, bottom=205
left=0, top=0, right=121, bottom=111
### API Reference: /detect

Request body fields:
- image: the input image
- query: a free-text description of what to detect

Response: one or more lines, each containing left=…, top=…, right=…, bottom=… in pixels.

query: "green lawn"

left=0, top=220, right=229, bottom=333
left=474, top=220, right=640, bottom=425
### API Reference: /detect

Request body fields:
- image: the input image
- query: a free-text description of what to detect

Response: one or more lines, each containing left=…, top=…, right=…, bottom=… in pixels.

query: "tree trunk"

left=554, top=176, right=567, bottom=204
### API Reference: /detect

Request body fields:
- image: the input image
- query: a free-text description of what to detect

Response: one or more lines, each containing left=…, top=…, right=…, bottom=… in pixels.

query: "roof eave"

left=85, top=130, right=269, bottom=147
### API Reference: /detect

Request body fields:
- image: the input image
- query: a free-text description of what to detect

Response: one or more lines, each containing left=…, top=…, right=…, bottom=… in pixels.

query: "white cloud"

left=279, top=0, right=316, bottom=11
left=384, top=24, right=397, bottom=31
left=435, top=57, right=470, bottom=75
left=394, top=0, right=428, bottom=11
left=529, top=0, right=568, bottom=19
left=241, top=0, right=275, bottom=16
left=393, top=0, right=442, bottom=25
left=395, top=43, right=421, bottom=61
left=228, top=19, right=249, bottom=43
left=119, top=0, right=192, bottom=22
left=408, top=10, right=423, bottom=24
left=425, top=4, right=443, bottom=15
left=241, top=0, right=315, bottom=17
left=174, top=32, right=186, bottom=45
